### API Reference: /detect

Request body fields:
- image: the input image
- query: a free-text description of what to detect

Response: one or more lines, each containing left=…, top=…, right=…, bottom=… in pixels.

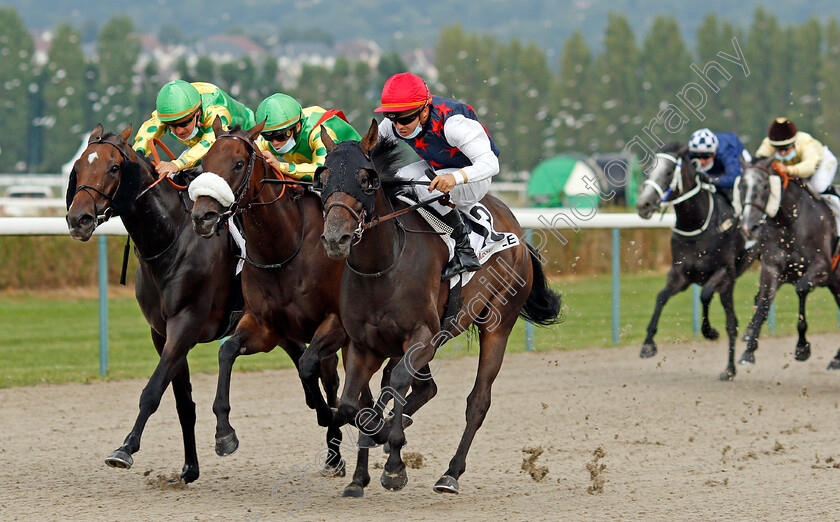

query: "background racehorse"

left=189, top=119, right=347, bottom=475
left=319, top=121, right=563, bottom=496
left=736, top=157, right=840, bottom=369
left=65, top=124, right=241, bottom=483
left=635, top=143, right=756, bottom=380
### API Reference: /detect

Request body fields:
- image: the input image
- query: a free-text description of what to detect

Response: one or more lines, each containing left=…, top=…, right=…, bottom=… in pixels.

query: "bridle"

left=643, top=152, right=719, bottom=237
left=69, top=136, right=136, bottom=226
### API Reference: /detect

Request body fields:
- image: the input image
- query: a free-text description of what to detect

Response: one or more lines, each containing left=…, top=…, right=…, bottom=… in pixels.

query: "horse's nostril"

left=201, top=212, right=218, bottom=224
left=78, top=214, right=93, bottom=228
left=338, top=234, right=352, bottom=246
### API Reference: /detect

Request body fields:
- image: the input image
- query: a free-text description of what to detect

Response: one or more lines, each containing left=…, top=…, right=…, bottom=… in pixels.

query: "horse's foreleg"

left=641, top=268, right=690, bottom=358
left=171, top=361, right=199, bottom=483
left=718, top=282, right=738, bottom=381
left=794, top=278, right=813, bottom=361
left=106, top=325, right=192, bottom=474
left=298, top=314, right=345, bottom=428
left=213, top=315, right=277, bottom=457
left=339, top=384, right=375, bottom=498
left=740, top=267, right=780, bottom=365
left=381, top=326, right=435, bottom=492
left=701, top=268, right=728, bottom=341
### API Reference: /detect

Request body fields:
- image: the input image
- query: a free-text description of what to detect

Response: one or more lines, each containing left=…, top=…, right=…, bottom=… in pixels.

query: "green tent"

left=526, top=154, right=602, bottom=208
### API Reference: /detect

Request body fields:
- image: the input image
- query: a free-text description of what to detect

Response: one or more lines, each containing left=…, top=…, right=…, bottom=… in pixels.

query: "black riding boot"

left=440, top=209, right=481, bottom=280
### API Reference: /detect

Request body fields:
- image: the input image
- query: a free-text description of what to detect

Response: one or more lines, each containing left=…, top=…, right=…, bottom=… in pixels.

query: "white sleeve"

left=378, top=118, right=398, bottom=141
left=441, top=114, right=499, bottom=184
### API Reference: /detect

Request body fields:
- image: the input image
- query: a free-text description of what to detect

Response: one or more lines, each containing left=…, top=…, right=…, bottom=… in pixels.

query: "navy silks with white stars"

left=391, top=96, right=500, bottom=170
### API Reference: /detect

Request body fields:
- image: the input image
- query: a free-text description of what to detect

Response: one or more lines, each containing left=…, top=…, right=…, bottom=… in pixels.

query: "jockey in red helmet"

left=375, top=72, right=500, bottom=279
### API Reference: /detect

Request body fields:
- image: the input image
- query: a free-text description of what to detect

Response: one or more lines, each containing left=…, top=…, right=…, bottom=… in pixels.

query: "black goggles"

left=691, top=152, right=714, bottom=160
left=387, top=107, right=424, bottom=126
left=167, top=111, right=199, bottom=129
left=261, top=126, right=295, bottom=142
left=773, top=143, right=794, bottom=151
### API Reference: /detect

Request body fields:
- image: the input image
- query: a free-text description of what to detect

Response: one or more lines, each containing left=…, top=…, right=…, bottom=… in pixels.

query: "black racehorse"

left=736, top=157, right=840, bottom=369
left=65, top=124, right=243, bottom=483
left=636, top=142, right=756, bottom=380
left=319, top=120, right=563, bottom=496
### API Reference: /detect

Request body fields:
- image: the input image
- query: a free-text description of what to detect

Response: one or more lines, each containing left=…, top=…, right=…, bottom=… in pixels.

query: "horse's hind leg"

left=794, top=279, right=813, bottom=361
left=433, top=325, right=510, bottom=494
left=213, top=316, right=277, bottom=457
left=826, top=281, right=840, bottom=369
left=105, top=327, right=192, bottom=475
left=718, top=283, right=738, bottom=381
left=641, top=268, right=690, bottom=358
left=740, top=268, right=780, bottom=365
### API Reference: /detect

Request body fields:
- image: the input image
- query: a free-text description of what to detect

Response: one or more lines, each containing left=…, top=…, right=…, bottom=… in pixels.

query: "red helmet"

left=374, top=72, right=431, bottom=114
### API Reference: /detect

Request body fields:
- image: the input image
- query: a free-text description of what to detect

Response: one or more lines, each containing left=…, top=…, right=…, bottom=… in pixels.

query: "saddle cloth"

left=396, top=194, right=520, bottom=288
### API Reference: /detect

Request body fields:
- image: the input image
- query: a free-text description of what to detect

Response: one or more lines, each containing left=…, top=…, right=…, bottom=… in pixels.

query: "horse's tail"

left=519, top=243, right=564, bottom=326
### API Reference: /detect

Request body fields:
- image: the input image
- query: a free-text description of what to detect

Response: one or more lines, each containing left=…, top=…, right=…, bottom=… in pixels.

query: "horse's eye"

left=235, top=160, right=245, bottom=169
left=110, top=164, right=120, bottom=173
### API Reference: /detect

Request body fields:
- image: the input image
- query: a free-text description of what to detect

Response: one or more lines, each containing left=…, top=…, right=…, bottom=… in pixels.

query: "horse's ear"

left=248, top=119, right=266, bottom=142
left=119, top=124, right=132, bottom=142
left=91, top=123, right=104, bottom=139
left=320, top=125, right=336, bottom=154
left=360, top=118, right=378, bottom=155
left=212, top=115, right=223, bottom=136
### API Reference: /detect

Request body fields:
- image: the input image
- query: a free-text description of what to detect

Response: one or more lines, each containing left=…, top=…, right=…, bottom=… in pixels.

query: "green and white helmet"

left=156, top=80, right=201, bottom=122
left=256, top=94, right=302, bottom=132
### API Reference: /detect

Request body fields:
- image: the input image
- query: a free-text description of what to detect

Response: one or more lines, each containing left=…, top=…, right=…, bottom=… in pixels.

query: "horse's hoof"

left=795, top=342, right=811, bottom=362
left=166, top=475, right=186, bottom=487
left=357, top=433, right=382, bottom=449
left=380, top=468, right=409, bottom=491
left=215, top=432, right=239, bottom=457
left=341, top=483, right=365, bottom=498
left=180, top=464, right=200, bottom=484
left=105, top=449, right=133, bottom=469
left=738, top=351, right=755, bottom=365
left=320, top=459, right=346, bottom=478
left=639, top=343, right=657, bottom=358
left=718, top=368, right=736, bottom=381
left=702, top=327, right=720, bottom=341
left=827, top=358, right=840, bottom=370
left=433, top=474, right=460, bottom=494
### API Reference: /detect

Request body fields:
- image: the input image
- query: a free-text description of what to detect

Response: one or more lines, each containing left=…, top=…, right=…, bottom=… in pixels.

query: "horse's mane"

left=369, top=136, right=409, bottom=199
left=750, top=156, right=774, bottom=168
left=98, top=132, right=154, bottom=169
left=658, top=141, right=687, bottom=156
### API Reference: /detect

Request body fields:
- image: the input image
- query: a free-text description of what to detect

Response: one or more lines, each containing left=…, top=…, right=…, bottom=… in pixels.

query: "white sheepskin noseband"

left=188, top=172, right=236, bottom=207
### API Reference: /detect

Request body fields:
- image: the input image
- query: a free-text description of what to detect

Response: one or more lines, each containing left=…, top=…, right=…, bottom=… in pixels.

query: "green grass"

left=3, top=268, right=839, bottom=387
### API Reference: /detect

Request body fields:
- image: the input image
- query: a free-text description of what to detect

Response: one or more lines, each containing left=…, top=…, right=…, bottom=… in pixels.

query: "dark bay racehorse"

left=190, top=119, right=347, bottom=474
left=636, top=143, right=756, bottom=380
left=319, top=120, right=563, bottom=496
left=736, top=158, right=840, bottom=369
left=65, top=125, right=241, bottom=483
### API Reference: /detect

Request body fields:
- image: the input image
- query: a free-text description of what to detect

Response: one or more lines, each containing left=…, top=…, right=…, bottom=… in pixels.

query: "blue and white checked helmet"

left=688, top=128, right=718, bottom=154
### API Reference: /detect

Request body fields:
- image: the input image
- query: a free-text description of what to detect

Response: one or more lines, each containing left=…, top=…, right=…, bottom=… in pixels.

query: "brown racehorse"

left=190, top=119, right=349, bottom=474
left=65, top=124, right=244, bottom=484
left=319, top=120, right=563, bottom=496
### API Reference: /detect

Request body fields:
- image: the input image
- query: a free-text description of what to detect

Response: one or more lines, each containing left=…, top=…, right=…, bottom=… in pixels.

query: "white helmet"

left=688, top=128, right=718, bottom=154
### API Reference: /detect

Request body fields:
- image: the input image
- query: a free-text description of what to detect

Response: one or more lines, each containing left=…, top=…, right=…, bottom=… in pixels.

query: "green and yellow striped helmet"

left=156, top=80, right=201, bottom=122
left=256, top=94, right=302, bottom=132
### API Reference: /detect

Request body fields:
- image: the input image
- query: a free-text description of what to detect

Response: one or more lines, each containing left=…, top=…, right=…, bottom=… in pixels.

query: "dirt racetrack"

left=3, top=333, right=840, bottom=521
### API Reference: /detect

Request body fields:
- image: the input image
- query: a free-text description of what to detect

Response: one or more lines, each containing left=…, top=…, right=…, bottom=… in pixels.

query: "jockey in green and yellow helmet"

left=255, top=93, right=360, bottom=182
left=133, top=80, right=256, bottom=177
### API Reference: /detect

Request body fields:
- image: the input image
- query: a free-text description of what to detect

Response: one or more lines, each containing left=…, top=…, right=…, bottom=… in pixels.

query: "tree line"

left=1, top=6, right=839, bottom=176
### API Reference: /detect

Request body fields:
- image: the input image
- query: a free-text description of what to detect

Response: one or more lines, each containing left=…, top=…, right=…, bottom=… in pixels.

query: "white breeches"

left=394, top=160, right=490, bottom=215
